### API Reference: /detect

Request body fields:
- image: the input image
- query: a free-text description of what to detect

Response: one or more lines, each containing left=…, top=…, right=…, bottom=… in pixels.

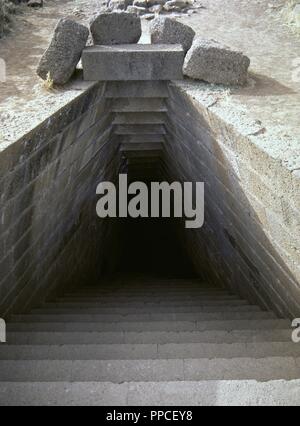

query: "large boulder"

left=37, top=18, right=89, bottom=85
left=183, top=38, right=250, bottom=85
left=90, top=12, right=142, bottom=45
left=150, top=17, right=195, bottom=53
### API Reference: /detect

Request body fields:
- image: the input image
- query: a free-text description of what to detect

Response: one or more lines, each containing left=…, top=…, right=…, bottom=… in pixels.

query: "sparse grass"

left=42, top=71, right=55, bottom=91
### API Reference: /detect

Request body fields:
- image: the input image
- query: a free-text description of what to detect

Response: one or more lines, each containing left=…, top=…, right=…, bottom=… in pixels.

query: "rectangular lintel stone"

left=82, top=44, right=184, bottom=81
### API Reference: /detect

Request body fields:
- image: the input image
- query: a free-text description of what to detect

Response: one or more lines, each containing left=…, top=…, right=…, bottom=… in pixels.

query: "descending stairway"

left=0, top=279, right=299, bottom=406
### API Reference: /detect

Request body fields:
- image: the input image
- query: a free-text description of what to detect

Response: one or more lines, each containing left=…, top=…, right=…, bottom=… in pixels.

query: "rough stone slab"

left=9, top=311, right=276, bottom=323
left=59, top=293, right=237, bottom=301
left=0, top=359, right=184, bottom=382
left=183, top=38, right=250, bottom=85
left=30, top=305, right=261, bottom=315
left=90, top=12, right=141, bottom=45
left=150, top=17, right=195, bottom=53
left=112, top=98, right=167, bottom=112
left=127, top=380, right=300, bottom=406
left=0, top=382, right=129, bottom=406
left=43, top=299, right=250, bottom=307
left=118, top=135, right=166, bottom=143
left=0, top=380, right=299, bottom=406
left=7, top=319, right=290, bottom=333
left=37, top=18, right=89, bottom=85
left=113, top=112, right=166, bottom=125
left=114, top=124, right=167, bottom=135
left=7, top=329, right=293, bottom=345
left=120, top=142, right=165, bottom=151
left=82, top=45, right=184, bottom=81
left=183, top=357, right=300, bottom=381
left=121, top=150, right=164, bottom=159
left=105, top=81, right=169, bottom=98
left=65, top=287, right=225, bottom=294
left=0, top=342, right=299, bottom=361
left=126, top=157, right=165, bottom=166
left=0, top=357, right=299, bottom=382
left=55, top=295, right=244, bottom=303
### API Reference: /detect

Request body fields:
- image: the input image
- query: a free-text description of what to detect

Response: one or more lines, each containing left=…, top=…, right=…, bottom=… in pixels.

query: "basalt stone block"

left=183, top=38, right=250, bottom=86
left=37, top=18, right=89, bottom=85
left=150, top=17, right=195, bottom=53
left=82, top=44, right=184, bottom=81
left=90, top=12, right=142, bottom=45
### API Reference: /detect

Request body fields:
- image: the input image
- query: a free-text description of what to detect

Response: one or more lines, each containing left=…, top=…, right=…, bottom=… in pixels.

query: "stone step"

left=114, top=112, right=166, bottom=125
left=0, top=357, right=299, bottom=382
left=10, top=311, right=275, bottom=323
left=59, top=292, right=238, bottom=305
left=31, top=305, right=261, bottom=315
left=62, top=291, right=231, bottom=299
left=105, top=81, right=169, bottom=98
left=1, top=379, right=299, bottom=406
left=76, top=280, right=211, bottom=288
left=120, top=142, right=165, bottom=151
left=7, top=319, right=289, bottom=333
left=114, top=124, right=166, bottom=135
left=95, top=286, right=216, bottom=292
left=7, top=329, right=293, bottom=345
left=119, top=135, right=166, bottom=143
left=49, top=301, right=256, bottom=310
left=121, top=150, right=164, bottom=159
left=72, top=290, right=224, bottom=296
left=112, top=98, right=167, bottom=113
left=0, top=342, right=299, bottom=361
left=107, top=279, right=206, bottom=284
left=55, top=297, right=244, bottom=305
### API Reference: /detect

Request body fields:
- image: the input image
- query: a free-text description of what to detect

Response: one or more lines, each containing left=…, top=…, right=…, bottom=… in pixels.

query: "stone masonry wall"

left=164, top=82, right=300, bottom=319
left=0, top=82, right=119, bottom=317
left=0, top=76, right=299, bottom=320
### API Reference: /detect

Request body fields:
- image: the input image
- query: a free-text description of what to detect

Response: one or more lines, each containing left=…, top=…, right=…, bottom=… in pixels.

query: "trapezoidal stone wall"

left=164, top=82, right=300, bottom=318
left=0, top=82, right=120, bottom=317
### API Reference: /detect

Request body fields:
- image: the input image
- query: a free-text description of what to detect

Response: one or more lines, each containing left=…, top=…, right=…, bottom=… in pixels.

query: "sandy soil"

left=0, top=0, right=299, bottom=170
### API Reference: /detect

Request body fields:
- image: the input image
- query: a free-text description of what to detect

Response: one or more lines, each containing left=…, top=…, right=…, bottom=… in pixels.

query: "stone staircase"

left=108, top=83, right=169, bottom=182
left=0, top=279, right=299, bottom=405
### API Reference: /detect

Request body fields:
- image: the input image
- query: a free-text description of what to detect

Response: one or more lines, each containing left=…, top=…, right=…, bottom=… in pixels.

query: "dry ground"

left=0, top=0, right=299, bottom=172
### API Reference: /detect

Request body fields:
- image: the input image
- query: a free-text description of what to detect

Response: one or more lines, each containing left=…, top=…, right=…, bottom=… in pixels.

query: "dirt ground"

left=0, top=0, right=299, bottom=171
